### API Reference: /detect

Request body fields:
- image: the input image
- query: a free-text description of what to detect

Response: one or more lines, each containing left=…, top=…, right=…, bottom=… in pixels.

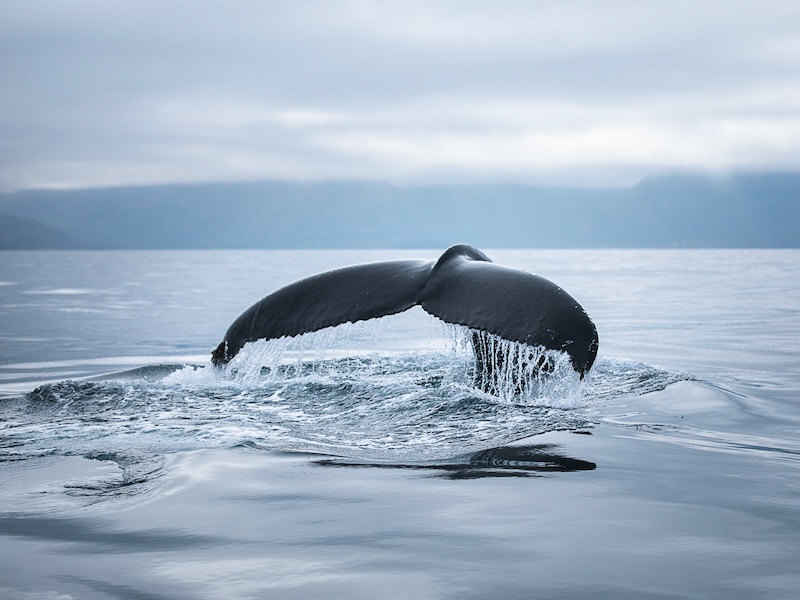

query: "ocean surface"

left=1, top=249, right=798, bottom=599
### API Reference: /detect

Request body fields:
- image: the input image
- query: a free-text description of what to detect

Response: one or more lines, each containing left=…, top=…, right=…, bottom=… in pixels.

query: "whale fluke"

left=212, top=244, right=598, bottom=378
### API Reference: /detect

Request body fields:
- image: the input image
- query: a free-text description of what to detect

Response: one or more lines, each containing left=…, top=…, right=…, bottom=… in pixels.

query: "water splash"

left=2, top=317, right=692, bottom=469
left=468, top=329, right=584, bottom=408
left=184, top=322, right=585, bottom=408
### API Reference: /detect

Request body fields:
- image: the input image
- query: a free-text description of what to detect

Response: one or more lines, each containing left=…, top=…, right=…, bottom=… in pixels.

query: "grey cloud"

left=1, top=0, right=800, bottom=189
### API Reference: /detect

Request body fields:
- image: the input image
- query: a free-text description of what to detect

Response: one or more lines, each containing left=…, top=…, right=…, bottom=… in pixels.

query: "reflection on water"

left=314, top=443, right=598, bottom=479
left=0, top=514, right=224, bottom=552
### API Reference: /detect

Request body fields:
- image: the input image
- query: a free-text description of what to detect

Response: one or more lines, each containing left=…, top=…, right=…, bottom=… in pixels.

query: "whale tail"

left=211, top=245, right=598, bottom=380
left=211, top=341, right=228, bottom=367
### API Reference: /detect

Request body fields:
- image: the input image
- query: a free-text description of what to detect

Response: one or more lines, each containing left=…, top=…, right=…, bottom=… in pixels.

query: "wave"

left=2, top=327, right=691, bottom=466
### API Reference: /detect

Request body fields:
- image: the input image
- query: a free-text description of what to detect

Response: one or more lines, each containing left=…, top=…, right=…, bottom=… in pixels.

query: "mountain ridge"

left=1, top=173, right=798, bottom=248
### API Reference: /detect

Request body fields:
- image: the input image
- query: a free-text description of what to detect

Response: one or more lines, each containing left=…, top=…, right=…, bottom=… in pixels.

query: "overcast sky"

left=2, top=0, right=800, bottom=191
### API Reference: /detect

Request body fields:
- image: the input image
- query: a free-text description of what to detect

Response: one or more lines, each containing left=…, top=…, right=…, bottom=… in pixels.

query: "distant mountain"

left=0, top=215, right=79, bottom=249
left=0, top=174, right=798, bottom=248
left=609, top=173, right=800, bottom=247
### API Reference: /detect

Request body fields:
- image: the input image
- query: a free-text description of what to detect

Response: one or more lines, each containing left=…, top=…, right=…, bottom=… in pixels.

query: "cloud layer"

left=2, top=0, right=800, bottom=190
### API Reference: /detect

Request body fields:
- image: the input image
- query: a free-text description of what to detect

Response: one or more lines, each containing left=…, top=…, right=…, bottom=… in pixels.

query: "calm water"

left=1, top=249, right=799, bottom=599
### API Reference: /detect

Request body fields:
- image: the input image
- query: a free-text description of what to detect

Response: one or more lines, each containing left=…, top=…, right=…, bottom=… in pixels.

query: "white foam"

left=175, top=318, right=586, bottom=408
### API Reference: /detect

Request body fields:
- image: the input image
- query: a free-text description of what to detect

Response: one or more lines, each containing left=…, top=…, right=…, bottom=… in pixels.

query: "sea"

left=1, top=248, right=798, bottom=600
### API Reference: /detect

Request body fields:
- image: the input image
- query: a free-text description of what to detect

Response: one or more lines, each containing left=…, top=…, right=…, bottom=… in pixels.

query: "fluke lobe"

left=211, top=244, right=599, bottom=378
